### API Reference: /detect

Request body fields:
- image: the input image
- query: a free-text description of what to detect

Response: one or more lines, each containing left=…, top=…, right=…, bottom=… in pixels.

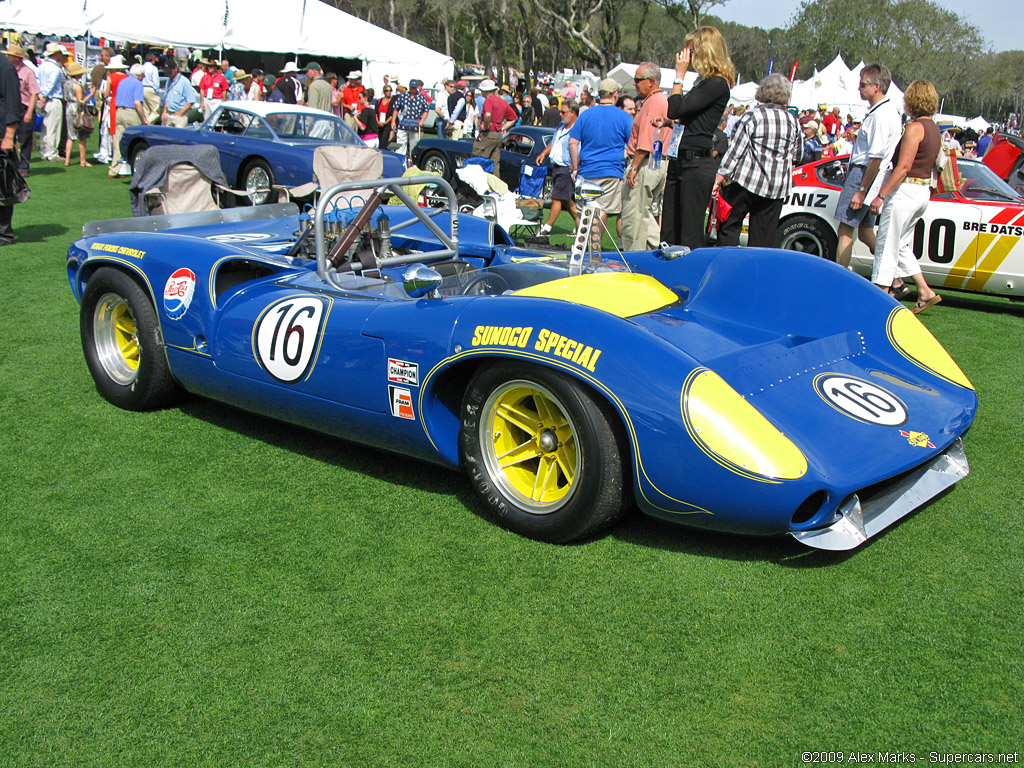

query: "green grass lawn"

left=1, top=146, right=1022, bottom=767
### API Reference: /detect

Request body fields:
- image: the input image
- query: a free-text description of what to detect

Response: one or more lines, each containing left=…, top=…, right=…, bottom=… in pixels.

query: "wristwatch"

left=858, top=185, right=868, bottom=193
left=673, top=78, right=685, bottom=85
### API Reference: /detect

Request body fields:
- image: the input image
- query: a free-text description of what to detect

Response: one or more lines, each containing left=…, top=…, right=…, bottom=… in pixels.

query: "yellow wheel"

left=81, top=268, right=179, bottom=411
left=482, top=380, right=580, bottom=513
left=461, top=362, right=626, bottom=542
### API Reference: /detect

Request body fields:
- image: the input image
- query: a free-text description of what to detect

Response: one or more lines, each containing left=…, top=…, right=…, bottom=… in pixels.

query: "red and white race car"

left=718, top=154, right=1024, bottom=299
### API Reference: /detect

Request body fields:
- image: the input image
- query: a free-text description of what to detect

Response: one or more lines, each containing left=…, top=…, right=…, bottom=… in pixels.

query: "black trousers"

left=660, top=154, right=718, bottom=249
left=717, top=182, right=785, bottom=248
left=15, top=117, right=32, bottom=175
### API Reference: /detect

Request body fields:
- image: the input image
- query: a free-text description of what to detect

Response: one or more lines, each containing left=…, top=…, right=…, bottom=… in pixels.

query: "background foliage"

left=326, top=0, right=1024, bottom=120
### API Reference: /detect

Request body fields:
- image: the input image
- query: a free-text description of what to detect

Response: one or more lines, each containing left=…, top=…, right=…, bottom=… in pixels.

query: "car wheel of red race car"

left=460, top=362, right=626, bottom=543
left=778, top=214, right=838, bottom=262
left=81, top=268, right=179, bottom=411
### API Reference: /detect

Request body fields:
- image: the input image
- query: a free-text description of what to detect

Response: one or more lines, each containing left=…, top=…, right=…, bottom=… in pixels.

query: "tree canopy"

left=326, top=0, right=1021, bottom=120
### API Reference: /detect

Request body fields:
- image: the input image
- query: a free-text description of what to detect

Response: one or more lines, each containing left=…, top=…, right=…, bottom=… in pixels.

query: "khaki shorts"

left=580, top=176, right=624, bottom=215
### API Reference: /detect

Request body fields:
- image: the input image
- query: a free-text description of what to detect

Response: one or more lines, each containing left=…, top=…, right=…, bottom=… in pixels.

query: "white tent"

left=606, top=62, right=699, bottom=95
left=966, top=115, right=991, bottom=132
left=0, top=0, right=453, bottom=90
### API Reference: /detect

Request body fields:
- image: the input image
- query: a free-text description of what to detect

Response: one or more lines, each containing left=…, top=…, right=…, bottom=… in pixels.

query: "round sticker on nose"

left=164, top=268, right=196, bottom=320
left=814, top=374, right=908, bottom=426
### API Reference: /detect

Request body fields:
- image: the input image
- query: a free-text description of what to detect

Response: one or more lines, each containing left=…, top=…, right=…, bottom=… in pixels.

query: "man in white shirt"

left=141, top=52, right=161, bottom=123
left=833, top=62, right=901, bottom=268
left=35, top=42, right=66, bottom=161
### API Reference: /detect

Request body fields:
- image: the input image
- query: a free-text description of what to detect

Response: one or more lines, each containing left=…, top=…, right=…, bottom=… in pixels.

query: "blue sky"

left=713, top=0, right=1019, bottom=53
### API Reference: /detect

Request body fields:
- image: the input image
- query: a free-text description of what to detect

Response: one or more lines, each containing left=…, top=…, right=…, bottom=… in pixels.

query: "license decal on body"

left=253, top=295, right=329, bottom=383
left=387, top=358, right=419, bottom=386
left=389, top=385, right=415, bottom=419
left=813, top=373, right=908, bottom=426
left=163, top=268, right=196, bottom=320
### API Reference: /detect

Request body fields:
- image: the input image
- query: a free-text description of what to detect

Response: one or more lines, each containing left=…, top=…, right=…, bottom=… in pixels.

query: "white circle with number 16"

left=255, top=296, right=326, bottom=383
left=816, top=374, right=908, bottom=426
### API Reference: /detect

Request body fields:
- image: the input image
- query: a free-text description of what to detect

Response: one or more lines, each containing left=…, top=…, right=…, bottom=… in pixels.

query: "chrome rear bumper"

left=791, top=438, right=969, bottom=550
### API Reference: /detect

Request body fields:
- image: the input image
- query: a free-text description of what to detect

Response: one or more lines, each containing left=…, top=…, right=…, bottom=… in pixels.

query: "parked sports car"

left=120, top=102, right=406, bottom=204
left=724, top=155, right=1024, bottom=299
left=410, top=125, right=554, bottom=195
left=67, top=176, right=976, bottom=550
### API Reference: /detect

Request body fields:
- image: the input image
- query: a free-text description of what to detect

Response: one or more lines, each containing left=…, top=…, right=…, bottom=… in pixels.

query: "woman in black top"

left=658, top=26, right=736, bottom=248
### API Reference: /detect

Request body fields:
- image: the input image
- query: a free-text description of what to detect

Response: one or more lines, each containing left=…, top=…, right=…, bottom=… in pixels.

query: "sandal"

left=890, top=283, right=914, bottom=301
left=912, top=294, right=942, bottom=314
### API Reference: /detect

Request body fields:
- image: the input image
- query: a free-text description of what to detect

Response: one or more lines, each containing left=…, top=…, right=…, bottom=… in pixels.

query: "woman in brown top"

left=869, top=79, right=942, bottom=313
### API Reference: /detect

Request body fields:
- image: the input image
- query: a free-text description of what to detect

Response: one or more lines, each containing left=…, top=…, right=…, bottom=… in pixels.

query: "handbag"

left=0, top=152, right=30, bottom=205
left=72, top=105, right=95, bottom=133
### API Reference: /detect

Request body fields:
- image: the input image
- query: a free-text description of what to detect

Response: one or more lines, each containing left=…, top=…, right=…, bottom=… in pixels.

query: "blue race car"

left=121, top=101, right=406, bottom=204
left=67, top=176, right=976, bottom=549
left=410, top=125, right=554, bottom=195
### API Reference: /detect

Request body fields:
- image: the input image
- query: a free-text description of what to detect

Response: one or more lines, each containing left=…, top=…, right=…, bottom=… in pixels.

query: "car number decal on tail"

left=253, top=295, right=329, bottom=383
left=813, top=373, right=908, bottom=426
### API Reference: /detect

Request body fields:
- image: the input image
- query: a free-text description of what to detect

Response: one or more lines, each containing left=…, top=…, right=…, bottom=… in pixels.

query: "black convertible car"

left=410, top=125, right=554, bottom=196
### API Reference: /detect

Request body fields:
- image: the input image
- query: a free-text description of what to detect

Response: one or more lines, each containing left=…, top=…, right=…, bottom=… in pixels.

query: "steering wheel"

left=460, top=272, right=510, bottom=296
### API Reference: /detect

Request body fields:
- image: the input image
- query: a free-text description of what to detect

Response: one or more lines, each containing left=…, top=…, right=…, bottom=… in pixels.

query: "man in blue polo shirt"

left=161, top=59, right=197, bottom=128
left=109, top=63, right=147, bottom=177
left=567, top=78, right=632, bottom=233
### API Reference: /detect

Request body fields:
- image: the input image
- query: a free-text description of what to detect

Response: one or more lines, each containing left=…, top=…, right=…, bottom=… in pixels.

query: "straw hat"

left=44, top=42, right=67, bottom=58
left=234, top=70, right=252, bottom=81
left=65, top=62, right=88, bottom=78
left=2, top=45, right=26, bottom=59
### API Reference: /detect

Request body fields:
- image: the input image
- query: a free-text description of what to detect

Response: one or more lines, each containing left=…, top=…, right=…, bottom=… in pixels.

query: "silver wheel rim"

left=780, top=228, right=827, bottom=257
left=423, top=155, right=447, bottom=176
left=479, top=379, right=580, bottom=515
left=246, top=166, right=271, bottom=204
left=93, top=292, right=140, bottom=386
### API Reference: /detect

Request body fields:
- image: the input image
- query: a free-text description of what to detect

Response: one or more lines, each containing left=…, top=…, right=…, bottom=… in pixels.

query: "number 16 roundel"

left=254, top=296, right=329, bottom=383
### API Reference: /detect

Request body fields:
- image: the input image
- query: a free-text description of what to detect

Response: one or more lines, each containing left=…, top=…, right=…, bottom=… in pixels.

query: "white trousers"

left=872, top=182, right=930, bottom=286
left=40, top=99, right=64, bottom=159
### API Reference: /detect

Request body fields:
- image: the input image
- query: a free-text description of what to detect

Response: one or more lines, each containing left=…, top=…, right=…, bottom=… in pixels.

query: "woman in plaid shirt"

left=715, top=74, right=803, bottom=248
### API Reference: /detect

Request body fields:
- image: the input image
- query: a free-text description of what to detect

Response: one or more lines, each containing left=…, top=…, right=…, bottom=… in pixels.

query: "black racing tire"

left=80, top=267, right=179, bottom=411
left=128, top=140, right=149, bottom=176
left=241, top=158, right=275, bottom=205
left=420, top=150, right=451, bottom=179
left=460, top=362, right=626, bottom=543
left=777, top=214, right=838, bottom=262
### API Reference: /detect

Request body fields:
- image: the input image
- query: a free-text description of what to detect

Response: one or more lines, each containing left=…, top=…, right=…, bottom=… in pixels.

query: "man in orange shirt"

left=340, top=71, right=364, bottom=129
left=621, top=62, right=671, bottom=250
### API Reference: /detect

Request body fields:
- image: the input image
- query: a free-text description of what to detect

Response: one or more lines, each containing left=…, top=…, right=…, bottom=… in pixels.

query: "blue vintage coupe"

left=67, top=176, right=976, bottom=549
left=120, top=102, right=406, bottom=204
left=410, top=125, right=554, bottom=195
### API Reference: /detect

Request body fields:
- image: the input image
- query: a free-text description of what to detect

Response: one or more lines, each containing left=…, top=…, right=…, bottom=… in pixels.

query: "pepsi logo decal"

left=389, top=386, right=415, bottom=419
left=387, top=358, right=419, bottom=386
left=164, top=268, right=196, bottom=320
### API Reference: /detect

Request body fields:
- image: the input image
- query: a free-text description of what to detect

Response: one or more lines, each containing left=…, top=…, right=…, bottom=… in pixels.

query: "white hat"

left=804, top=120, right=819, bottom=131
left=347, top=70, right=362, bottom=79
left=44, top=42, right=67, bottom=58
left=479, top=78, right=497, bottom=91
left=106, top=55, right=128, bottom=70
left=280, top=62, right=300, bottom=74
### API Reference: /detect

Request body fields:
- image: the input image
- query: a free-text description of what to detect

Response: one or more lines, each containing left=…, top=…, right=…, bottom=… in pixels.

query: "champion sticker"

left=389, top=385, right=415, bottom=419
left=163, top=268, right=196, bottom=320
left=814, top=374, right=908, bottom=426
left=387, top=358, right=419, bottom=386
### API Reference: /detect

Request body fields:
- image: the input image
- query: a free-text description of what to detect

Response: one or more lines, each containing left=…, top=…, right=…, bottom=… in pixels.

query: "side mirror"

left=402, top=263, right=442, bottom=299
left=574, top=179, right=605, bottom=203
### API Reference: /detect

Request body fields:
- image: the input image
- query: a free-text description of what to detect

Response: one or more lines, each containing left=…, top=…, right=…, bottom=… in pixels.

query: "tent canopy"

left=0, top=0, right=453, bottom=89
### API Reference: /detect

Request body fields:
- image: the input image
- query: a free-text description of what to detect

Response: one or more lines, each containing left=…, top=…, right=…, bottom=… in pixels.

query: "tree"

left=650, top=0, right=728, bottom=31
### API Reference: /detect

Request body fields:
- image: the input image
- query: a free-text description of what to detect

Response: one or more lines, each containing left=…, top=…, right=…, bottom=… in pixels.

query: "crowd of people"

left=0, top=33, right=969, bottom=311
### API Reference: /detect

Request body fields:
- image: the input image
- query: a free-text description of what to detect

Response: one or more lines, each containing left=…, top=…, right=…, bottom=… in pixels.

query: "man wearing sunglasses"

left=834, top=62, right=901, bottom=268
left=622, top=62, right=671, bottom=250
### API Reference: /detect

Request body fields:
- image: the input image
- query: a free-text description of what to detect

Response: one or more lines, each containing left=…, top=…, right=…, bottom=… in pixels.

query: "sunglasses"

left=858, top=82, right=874, bottom=89
left=633, top=77, right=650, bottom=84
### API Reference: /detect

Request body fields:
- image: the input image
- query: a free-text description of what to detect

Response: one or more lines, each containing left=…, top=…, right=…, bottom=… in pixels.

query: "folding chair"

left=129, top=144, right=249, bottom=217
left=274, top=145, right=384, bottom=208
